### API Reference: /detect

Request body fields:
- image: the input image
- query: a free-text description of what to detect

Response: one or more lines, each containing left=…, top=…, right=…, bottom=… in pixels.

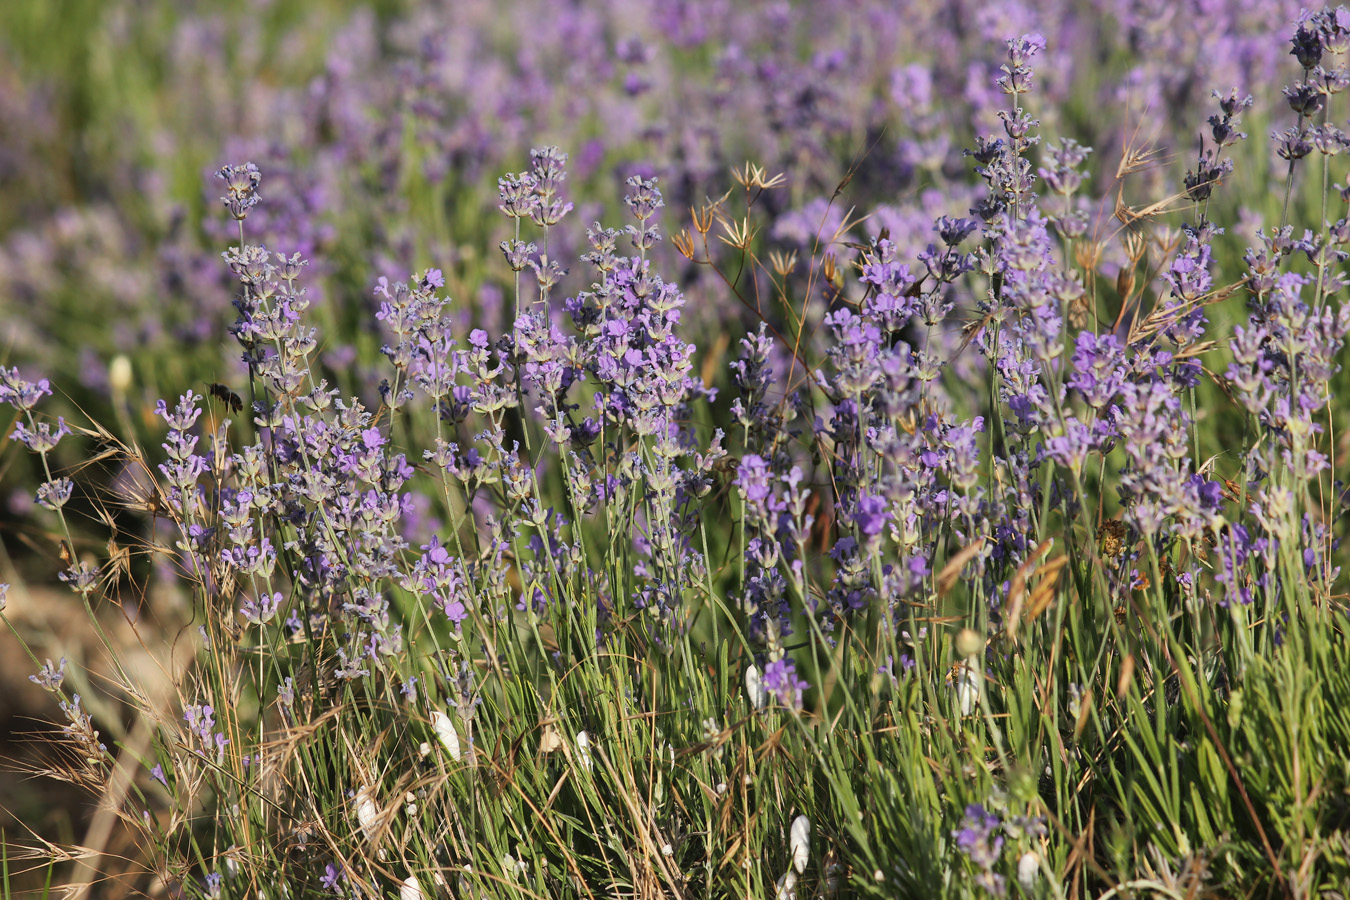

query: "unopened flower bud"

left=789, top=815, right=811, bottom=873
left=355, top=786, right=381, bottom=843
left=431, top=710, right=462, bottom=761
left=955, top=628, right=983, bottom=659
left=575, top=730, right=593, bottom=771
left=1017, top=851, right=1041, bottom=887
left=745, top=664, right=769, bottom=710
left=109, top=355, right=133, bottom=396
left=399, top=874, right=425, bottom=900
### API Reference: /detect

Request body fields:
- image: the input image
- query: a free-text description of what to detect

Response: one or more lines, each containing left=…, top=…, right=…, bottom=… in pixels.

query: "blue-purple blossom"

left=954, top=803, right=1006, bottom=895
left=0, top=367, right=53, bottom=411
left=240, top=591, right=285, bottom=625
left=184, top=703, right=229, bottom=761
left=217, top=162, right=262, bottom=220
left=30, top=657, right=67, bottom=692
left=762, top=657, right=810, bottom=710
left=10, top=417, right=72, bottom=454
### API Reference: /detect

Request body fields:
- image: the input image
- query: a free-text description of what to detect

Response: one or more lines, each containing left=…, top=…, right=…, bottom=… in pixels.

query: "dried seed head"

left=1115, top=263, right=1137, bottom=303
left=539, top=720, right=563, bottom=754
left=1098, top=520, right=1128, bottom=559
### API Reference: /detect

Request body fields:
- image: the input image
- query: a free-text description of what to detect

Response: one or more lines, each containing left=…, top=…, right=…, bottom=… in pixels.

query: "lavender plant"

left=6, top=6, right=1350, bottom=900
left=0, top=0, right=1320, bottom=448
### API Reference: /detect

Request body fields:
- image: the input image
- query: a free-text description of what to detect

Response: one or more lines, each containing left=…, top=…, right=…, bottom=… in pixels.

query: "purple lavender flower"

left=1066, top=331, right=1126, bottom=410
left=762, top=657, right=809, bottom=710
left=852, top=494, right=891, bottom=545
left=58, top=561, right=100, bottom=596
left=217, top=162, right=262, bottom=221
left=0, top=367, right=52, bottom=411
left=955, top=803, right=1004, bottom=867
left=35, top=477, right=74, bottom=511
left=320, top=862, right=346, bottom=894
left=10, top=417, right=72, bottom=454
left=182, top=701, right=228, bottom=766
left=30, top=657, right=66, bottom=692
left=239, top=591, right=285, bottom=626
left=954, top=803, right=1006, bottom=895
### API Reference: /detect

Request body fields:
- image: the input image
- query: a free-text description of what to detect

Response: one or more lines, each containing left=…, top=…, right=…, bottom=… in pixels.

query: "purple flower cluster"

left=762, top=657, right=810, bottom=711
left=184, top=702, right=230, bottom=763
left=0, top=0, right=1316, bottom=436
left=954, top=803, right=1006, bottom=896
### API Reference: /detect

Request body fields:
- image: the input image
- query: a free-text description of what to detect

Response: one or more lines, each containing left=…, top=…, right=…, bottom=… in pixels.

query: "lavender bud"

left=498, top=172, right=539, bottom=219
left=216, top=163, right=262, bottom=221
left=1318, top=64, right=1350, bottom=94
left=529, top=145, right=569, bottom=193
left=30, top=657, right=66, bottom=691
left=58, top=561, right=100, bottom=596
left=1284, top=81, right=1325, bottom=116
left=10, top=417, right=72, bottom=454
left=500, top=239, right=536, bottom=271
left=1321, top=8, right=1350, bottom=55
left=1275, top=127, right=1314, bottom=161
left=624, top=175, right=664, bottom=222
left=1292, top=17, right=1324, bottom=68
left=0, top=368, right=50, bottom=412
left=936, top=215, right=978, bottom=245
left=762, top=657, right=809, bottom=710
left=1310, top=124, right=1346, bottom=155
left=36, top=477, right=74, bottom=510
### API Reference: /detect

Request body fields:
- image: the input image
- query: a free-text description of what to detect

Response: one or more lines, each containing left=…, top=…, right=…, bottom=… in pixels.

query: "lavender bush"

left=0, top=0, right=1316, bottom=424
left=5, top=3, right=1350, bottom=899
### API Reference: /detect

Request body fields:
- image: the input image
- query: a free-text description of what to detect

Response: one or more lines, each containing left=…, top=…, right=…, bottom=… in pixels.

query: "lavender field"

left=3, top=0, right=1350, bottom=897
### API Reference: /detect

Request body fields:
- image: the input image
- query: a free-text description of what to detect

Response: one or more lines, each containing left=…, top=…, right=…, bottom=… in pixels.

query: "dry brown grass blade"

left=936, top=536, right=986, bottom=596
left=1004, top=539, right=1057, bottom=641
left=1072, top=686, right=1094, bottom=740
left=1112, top=184, right=1193, bottom=230
left=1116, top=653, right=1136, bottom=699
left=1025, top=555, right=1069, bottom=622
left=1126, top=279, right=1246, bottom=347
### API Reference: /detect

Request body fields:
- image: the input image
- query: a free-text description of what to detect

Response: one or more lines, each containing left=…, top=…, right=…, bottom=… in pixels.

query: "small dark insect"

left=207, top=383, right=243, bottom=413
